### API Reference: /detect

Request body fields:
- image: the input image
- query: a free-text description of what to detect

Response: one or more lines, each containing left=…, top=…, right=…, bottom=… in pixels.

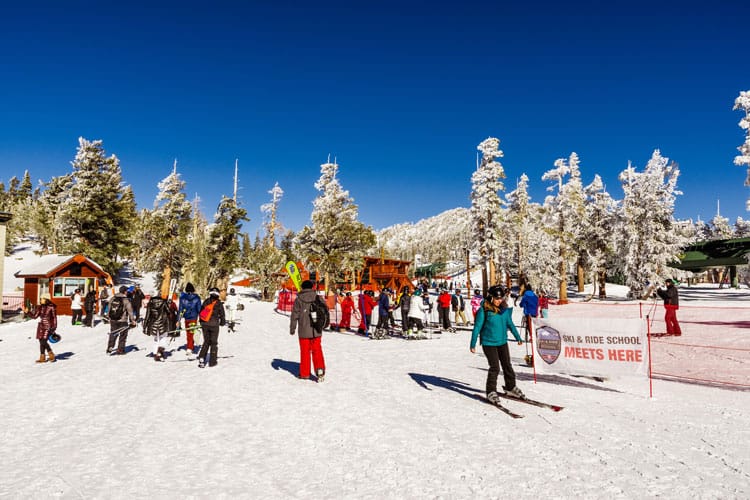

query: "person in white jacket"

left=224, top=288, right=240, bottom=332
left=407, top=289, right=429, bottom=336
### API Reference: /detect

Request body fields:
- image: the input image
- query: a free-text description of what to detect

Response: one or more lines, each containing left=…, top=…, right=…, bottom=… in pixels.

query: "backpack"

left=109, top=296, right=125, bottom=321
left=199, top=300, right=216, bottom=322
left=309, top=296, right=330, bottom=333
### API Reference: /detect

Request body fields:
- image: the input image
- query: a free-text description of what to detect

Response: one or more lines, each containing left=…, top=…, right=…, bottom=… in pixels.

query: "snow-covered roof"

left=13, top=253, right=108, bottom=278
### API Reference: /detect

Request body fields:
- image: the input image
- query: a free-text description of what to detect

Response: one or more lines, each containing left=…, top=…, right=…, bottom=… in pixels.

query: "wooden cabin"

left=358, top=256, right=413, bottom=292
left=14, top=254, right=112, bottom=316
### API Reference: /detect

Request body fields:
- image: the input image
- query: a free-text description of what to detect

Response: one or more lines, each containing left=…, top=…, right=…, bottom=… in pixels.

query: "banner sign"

left=284, top=261, right=302, bottom=291
left=533, top=317, right=648, bottom=378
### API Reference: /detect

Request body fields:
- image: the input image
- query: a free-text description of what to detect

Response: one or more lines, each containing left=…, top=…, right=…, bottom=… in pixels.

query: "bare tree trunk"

left=481, top=260, right=488, bottom=296
left=558, top=253, right=568, bottom=304
left=598, top=270, right=607, bottom=299
left=465, top=249, right=471, bottom=295
left=489, top=259, right=496, bottom=285
left=577, top=257, right=585, bottom=292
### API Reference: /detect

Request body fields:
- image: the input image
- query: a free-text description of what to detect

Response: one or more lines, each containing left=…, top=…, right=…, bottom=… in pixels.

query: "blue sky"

left=1, top=1, right=749, bottom=238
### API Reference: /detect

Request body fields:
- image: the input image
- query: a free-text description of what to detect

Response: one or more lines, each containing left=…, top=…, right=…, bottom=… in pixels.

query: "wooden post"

left=0, top=212, right=12, bottom=324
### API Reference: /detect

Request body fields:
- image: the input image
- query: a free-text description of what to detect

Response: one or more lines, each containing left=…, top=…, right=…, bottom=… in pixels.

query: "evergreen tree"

left=734, top=217, right=750, bottom=237
left=135, top=165, right=193, bottom=287
left=206, top=196, right=249, bottom=291
left=582, top=175, right=618, bottom=298
left=260, top=182, right=284, bottom=247
left=541, top=152, right=586, bottom=303
left=31, top=174, right=73, bottom=254
left=248, top=235, right=285, bottom=301
left=470, top=137, right=506, bottom=292
left=505, top=174, right=533, bottom=286
left=733, top=90, right=750, bottom=211
left=708, top=212, right=733, bottom=240
left=58, top=137, right=134, bottom=275
left=617, top=151, right=685, bottom=298
left=279, top=229, right=296, bottom=262
left=182, top=197, right=212, bottom=294
left=295, top=160, right=375, bottom=291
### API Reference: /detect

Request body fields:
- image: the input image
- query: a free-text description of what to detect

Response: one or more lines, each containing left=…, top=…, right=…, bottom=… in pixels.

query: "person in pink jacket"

left=470, top=289, right=483, bottom=320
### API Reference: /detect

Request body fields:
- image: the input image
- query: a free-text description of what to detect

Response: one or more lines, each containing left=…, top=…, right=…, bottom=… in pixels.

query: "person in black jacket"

left=131, top=284, right=145, bottom=322
left=108, top=286, right=136, bottom=355
left=655, top=279, right=682, bottom=336
left=197, top=287, right=226, bottom=368
left=143, top=293, right=178, bottom=361
left=83, top=289, right=97, bottom=327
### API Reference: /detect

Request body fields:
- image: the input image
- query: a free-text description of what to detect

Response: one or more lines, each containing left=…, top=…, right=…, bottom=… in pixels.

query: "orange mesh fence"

left=546, top=301, right=750, bottom=389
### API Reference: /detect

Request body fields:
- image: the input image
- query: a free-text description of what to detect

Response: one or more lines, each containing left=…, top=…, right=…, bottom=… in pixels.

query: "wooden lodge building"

left=14, top=254, right=112, bottom=316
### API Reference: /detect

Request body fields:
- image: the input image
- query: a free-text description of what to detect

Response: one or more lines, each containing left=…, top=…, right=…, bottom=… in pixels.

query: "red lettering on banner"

left=564, top=346, right=604, bottom=360
left=607, top=349, right=643, bottom=362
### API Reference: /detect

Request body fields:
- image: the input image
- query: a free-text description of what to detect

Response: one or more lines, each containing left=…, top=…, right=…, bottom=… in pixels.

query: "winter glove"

left=220, top=320, right=226, bottom=327
left=129, top=322, right=136, bottom=329
left=290, top=330, right=295, bottom=336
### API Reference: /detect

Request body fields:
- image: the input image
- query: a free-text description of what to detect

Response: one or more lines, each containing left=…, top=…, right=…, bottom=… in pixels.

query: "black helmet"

left=488, top=285, right=505, bottom=299
left=474, top=289, right=480, bottom=295
left=229, top=288, right=236, bottom=295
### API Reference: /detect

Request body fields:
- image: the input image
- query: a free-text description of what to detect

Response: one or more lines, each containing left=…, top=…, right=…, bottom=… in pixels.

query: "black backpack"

left=109, top=296, right=125, bottom=321
left=309, top=296, right=330, bottom=333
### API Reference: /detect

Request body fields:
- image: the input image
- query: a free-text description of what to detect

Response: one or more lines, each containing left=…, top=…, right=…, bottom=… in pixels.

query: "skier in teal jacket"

left=470, top=286, right=525, bottom=402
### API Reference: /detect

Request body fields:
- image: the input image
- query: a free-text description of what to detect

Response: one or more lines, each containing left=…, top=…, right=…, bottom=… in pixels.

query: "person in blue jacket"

left=518, top=284, right=539, bottom=340
left=178, top=283, right=202, bottom=358
left=470, top=285, right=525, bottom=402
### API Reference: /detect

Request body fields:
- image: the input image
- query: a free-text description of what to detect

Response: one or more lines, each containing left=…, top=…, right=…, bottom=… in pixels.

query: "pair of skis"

left=486, top=393, right=564, bottom=419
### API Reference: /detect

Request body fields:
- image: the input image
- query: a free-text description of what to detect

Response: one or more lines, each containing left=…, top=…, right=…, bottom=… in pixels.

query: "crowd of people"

left=25, top=277, right=680, bottom=405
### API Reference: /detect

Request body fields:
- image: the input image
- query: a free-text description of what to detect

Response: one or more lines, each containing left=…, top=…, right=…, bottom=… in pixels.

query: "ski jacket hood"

left=143, top=296, right=177, bottom=336
left=470, top=302, right=522, bottom=349
left=290, top=289, right=322, bottom=339
left=519, top=290, right=539, bottom=317
left=179, top=292, right=202, bottom=320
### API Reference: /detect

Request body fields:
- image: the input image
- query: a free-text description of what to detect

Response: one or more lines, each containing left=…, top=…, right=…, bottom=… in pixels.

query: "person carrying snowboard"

left=289, top=280, right=326, bottom=381
left=178, top=282, right=202, bottom=358
left=23, top=293, right=58, bottom=363
left=470, top=285, right=525, bottom=402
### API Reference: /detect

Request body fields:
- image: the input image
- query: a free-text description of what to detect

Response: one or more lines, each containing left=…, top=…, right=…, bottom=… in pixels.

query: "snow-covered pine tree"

left=505, top=174, right=533, bottom=286
left=470, top=137, right=506, bottom=292
left=295, top=160, right=375, bottom=291
left=260, top=182, right=284, bottom=247
left=582, top=175, right=618, bottom=298
left=734, top=216, right=750, bottom=237
left=524, top=203, right=559, bottom=295
left=206, top=196, right=249, bottom=292
left=135, top=163, right=193, bottom=288
left=733, top=90, right=750, bottom=211
left=182, top=195, right=212, bottom=293
left=29, top=174, right=73, bottom=254
left=616, top=150, right=685, bottom=298
left=541, top=152, right=586, bottom=303
left=1, top=171, right=36, bottom=254
left=58, top=137, right=134, bottom=275
left=250, top=183, right=286, bottom=300
left=708, top=211, right=733, bottom=240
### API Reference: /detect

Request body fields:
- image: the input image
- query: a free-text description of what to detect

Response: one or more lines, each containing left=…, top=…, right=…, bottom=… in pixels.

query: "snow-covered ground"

left=2, top=247, right=749, bottom=498
left=1, top=284, right=749, bottom=498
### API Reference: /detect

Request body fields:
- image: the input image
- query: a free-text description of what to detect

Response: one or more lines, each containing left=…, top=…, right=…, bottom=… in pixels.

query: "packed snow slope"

left=1, top=293, right=748, bottom=499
